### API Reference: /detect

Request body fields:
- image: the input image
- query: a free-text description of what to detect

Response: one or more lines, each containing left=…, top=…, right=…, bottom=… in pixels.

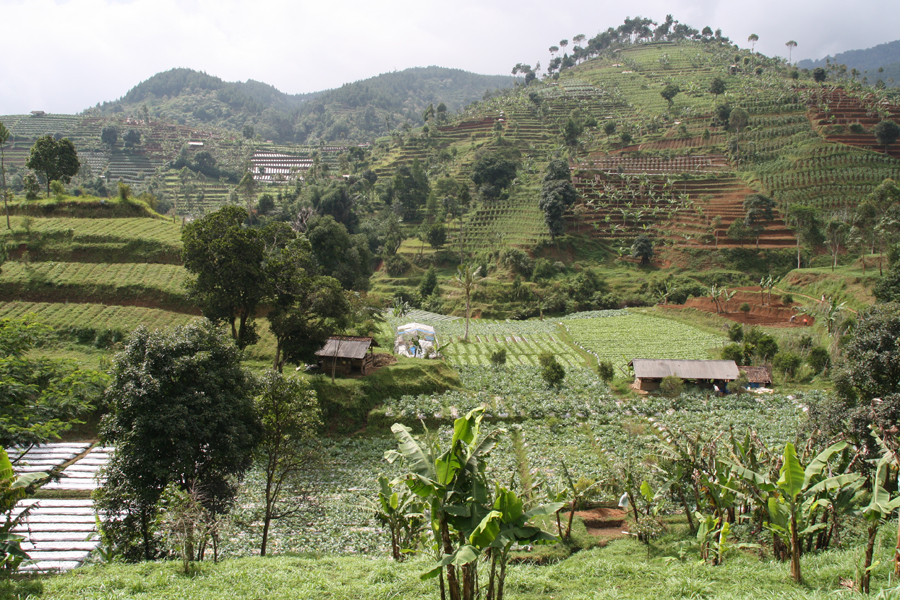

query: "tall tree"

left=632, top=234, right=654, bottom=265
left=748, top=33, right=759, bottom=53
left=875, top=119, right=900, bottom=153
left=454, top=264, right=482, bottom=342
left=785, top=204, right=823, bottom=268
left=824, top=217, right=849, bottom=271
left=743, top=194, right=776, bottom=248
left=182, top=205, right=267, bottom=349
left=708, top=77, right=726, bottom=101
left=97, top=321, right=261, bottom=561
left=263, top=225, right=351, bottom=372
left=785, top=40, right=797, bottom=64
left=25, top=135, right=80, bottom=198
left=253, top=370, right=321, bottom=556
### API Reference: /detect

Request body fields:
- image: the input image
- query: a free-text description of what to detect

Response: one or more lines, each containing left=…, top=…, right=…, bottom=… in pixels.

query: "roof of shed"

left=315, top=337, right=377, bottom=360
left=739, top=366, right=773, bottom=384
left=630, top=359, right=739, bottom=380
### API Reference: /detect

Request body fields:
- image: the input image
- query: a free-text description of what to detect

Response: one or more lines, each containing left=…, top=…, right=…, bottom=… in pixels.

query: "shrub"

left=659, top=375, right=684, bottom=397
left=807, top=346, right=830, bottom=374
left=727, top=323, right=744, bottom=342
left=781, top=293, right=794, bottom=305
left=383, top=255, right=409, bottom=277
left=501, top=248, right=533, bottom=277
left=729, top=372, right=749, bottom=394
left=773, top=350, right=802, bottom=380
left=849, top=123, right=865, bottom=134
left=597, top=360, right=615, bottom=383
left=538, top=352, right=565, bottom=387
left=489, top=348, right=507, bottom=367
left=739, top=302, right=751, bottom=313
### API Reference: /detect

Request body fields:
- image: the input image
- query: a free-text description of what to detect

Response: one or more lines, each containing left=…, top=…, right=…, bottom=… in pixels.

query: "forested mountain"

left=799, top=39, right=900, bottom=87
left=91, top=66, right=517, bottom=144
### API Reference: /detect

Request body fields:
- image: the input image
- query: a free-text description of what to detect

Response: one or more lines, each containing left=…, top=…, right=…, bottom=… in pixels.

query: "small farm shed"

left=315, top=336, right=378, bottom=376
left=395, top=323, right=437, bottom=359
left=739, top=366, right=773, bottom=388
left=630, top=359, right=739, bottom=392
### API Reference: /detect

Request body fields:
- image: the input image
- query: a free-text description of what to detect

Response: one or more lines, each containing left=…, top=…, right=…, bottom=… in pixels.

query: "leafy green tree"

left=392, top=160, right=430, bottom=219
left=260, top=227, right=350, bottom=372
left=859, top=458, right=900, bottom=593
left=100, top=126, right=118, bottom=148
left=786, top=204, right=824, bottom=268
left=632, top=234, right=654, bottom=265
left=603, top=120, right=616, bottom=141
left=122, top=128, right=141, bottom=148
left=471, top=151, right=518, bottom=200
left=0, top=316, right=106, bottom=450
left=22, top=172, right=40, bottom=200
left=539, top=352, right=565, bottom=388
left=25, top=135, right=80, bottom=198
left=540, top=158, right=577, bottom=238
left=365, top=475, right=425, bottom=561
left=253, top=370, right=321, bottom=556
left=305, top=215, right=373, bottom=291
left=0, top=121, right=10, bottom=229
left=874, top=262, right=900, bottom=302
left=660, top=83, right=680, bottom=107
left=562, top=116, right=583, bottom=146
left=875, top=119, right=900, bottom=152
left=426, top=222, right=447, bottom=249
left=418, top=266, right=439, bottom=299
left=744, top=194, right=776, bottom=248
left=708, top=77, right=725, bottom=100
left=812, top=67, right=826, bottom=83
left=833, top=302, right=900, bottom=404
left=454, top=264, right=482, bottom=342
left=97, top=321, right=261, bottom=560
left=489, top=348, right=507, bottom=367
left=182, top=206, right=267, bottom=348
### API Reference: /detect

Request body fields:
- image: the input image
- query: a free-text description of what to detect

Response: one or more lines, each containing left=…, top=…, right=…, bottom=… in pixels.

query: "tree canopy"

left=97, top=321, right=261, bottom=560
left=25, top=136, right=80, bottom=197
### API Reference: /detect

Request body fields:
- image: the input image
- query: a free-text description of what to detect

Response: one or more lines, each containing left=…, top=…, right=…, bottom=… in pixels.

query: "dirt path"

left=565, top=507, right=629, bottom=540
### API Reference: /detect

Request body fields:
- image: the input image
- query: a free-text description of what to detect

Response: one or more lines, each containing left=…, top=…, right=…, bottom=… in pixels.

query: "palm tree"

left=748, top=34, right=759, bottom=53
left=454, top=264, right=482, bottom=341
left=785, top=41, right=798, bottom=64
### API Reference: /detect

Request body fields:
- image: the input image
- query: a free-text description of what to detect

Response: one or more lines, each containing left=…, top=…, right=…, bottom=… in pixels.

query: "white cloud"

left=1, top=0, right=897, bottom=115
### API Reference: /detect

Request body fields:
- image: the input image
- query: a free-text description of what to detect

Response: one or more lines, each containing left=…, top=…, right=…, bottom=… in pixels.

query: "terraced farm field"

left=562, top=310, right=726, bottom=365
left=0, top=301, right=197, bottom=331
left=0, top=217, right=181, bottom=246
left=0, top=262, right=189, bottom=308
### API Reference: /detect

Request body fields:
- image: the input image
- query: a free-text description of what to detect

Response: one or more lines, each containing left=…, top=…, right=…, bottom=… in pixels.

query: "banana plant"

left=364, top=475, right=425, bottom=561
left=1, top=447, right=47, bottom=571
left=729, top=441, right=860, bottom=584
left=859, top=457, right=900, bottom=593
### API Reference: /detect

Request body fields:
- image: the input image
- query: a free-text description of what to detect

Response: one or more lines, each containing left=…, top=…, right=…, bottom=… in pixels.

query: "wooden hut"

left=630, top=359, right=739, bottom=392
left=315, top=336, right=378, bottom=376
left=739, top=366, right=773, bottom=388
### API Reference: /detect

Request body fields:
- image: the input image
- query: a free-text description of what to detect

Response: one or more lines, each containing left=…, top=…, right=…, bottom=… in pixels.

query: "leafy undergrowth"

left=25, top=534, right=900, bottom=600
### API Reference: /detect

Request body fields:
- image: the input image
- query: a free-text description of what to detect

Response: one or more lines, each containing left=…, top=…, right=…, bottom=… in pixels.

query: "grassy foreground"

left=9, top=536, right=900, bottom=600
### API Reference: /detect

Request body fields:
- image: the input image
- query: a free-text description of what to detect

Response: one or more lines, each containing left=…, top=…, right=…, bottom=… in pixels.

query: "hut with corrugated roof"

left=629, top=359, right=740, bottom=392
left=315, top=336, right=378, bottom=376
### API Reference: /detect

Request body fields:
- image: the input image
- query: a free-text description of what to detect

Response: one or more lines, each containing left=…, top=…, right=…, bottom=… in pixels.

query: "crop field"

left=0, top=217, right=182, bottom=247
left=228, top=364, right=809, bottom=557
left=563, top=310, right=726, bottom=365
left=0, top=301, right=198, bottom=332
left=385, top=313, right=585, bottom=367
left=0, top=261, right=189, bottom=306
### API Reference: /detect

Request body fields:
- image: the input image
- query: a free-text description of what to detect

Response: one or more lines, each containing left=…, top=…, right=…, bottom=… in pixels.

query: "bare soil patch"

left=565, top=507, right=630, bottom=539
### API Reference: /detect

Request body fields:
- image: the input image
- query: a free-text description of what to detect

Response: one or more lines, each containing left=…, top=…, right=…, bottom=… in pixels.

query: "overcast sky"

left=1, top=0, right=896, bottom=115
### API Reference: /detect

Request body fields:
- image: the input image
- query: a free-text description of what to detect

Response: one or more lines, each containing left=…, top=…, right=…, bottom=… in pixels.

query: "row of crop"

left=0, top=217, right=182, bottom=246
left=563, top=311, right=726, bottom=365
left=0, top=301, right=197, bottom=332
left=0, top=261, right=190, bottom=308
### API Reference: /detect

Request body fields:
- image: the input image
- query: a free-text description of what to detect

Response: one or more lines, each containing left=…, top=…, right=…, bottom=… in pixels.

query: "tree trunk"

left=261, top=467, right=274, bottom=556
left=797, top=238, right=801, bottom=269
left=861, top=523, right=877, bottom=594
left=464, top=292, right=470, bottom=342
left=679, top=488, right=696, bottom=532
left=790, top=511, right=802, bottom=583
left=486, top=549, right=497, bottom=600
left=565, top=498, right=576, bottom=541
left=440, top=518, right=461, bottom=600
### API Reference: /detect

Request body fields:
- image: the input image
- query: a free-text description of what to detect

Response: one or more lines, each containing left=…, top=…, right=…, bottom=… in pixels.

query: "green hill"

left=94, top=66, right=518, bottom=144
left=799, top=39, right=900, bottom=87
